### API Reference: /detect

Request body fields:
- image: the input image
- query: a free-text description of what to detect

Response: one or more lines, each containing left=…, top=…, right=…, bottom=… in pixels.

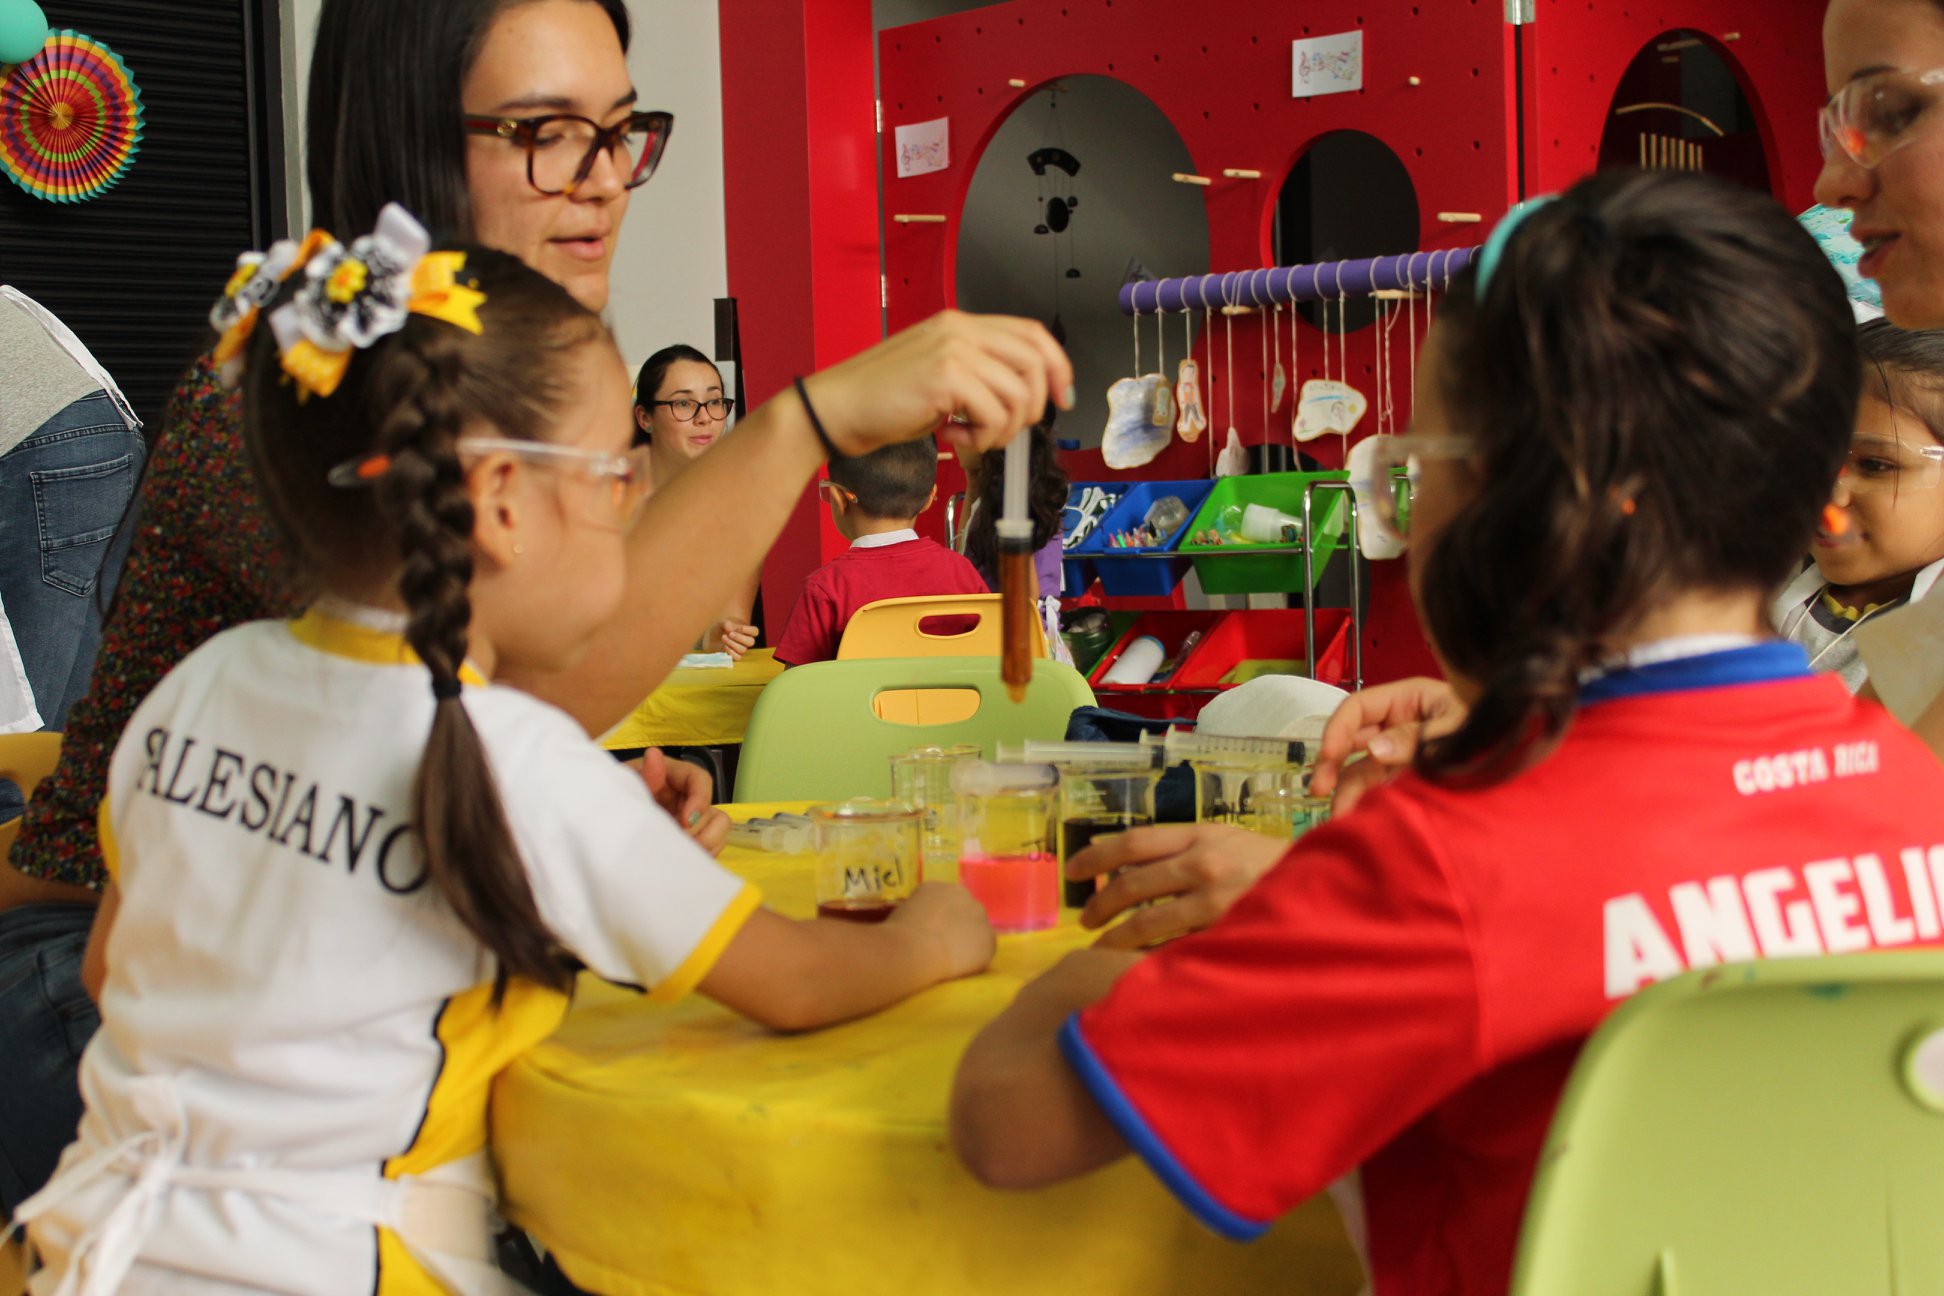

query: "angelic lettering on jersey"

left=1602, top=845, right=1944, bottom=997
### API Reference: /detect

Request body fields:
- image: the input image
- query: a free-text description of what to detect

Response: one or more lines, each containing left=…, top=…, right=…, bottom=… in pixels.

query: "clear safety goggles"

left=1352, top=433, right=1480, bottom=546
left=1820, top=68, right=1944, bottom=170
left=457, top=437, right=652, bottom=527
left=1837, top=434, right=1944, bottom=496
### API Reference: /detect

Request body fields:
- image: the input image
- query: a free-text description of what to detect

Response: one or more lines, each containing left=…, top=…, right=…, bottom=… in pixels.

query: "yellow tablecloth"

left=600, top=649, right=784, bottom=750
left=491, top=805, right=1362, bottom=1296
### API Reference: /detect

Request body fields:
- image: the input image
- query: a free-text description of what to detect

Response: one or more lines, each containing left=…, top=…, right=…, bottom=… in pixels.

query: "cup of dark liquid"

left=1058, top=766, right=1161, bottom=908
left=811, top=798, right=923, bottom=922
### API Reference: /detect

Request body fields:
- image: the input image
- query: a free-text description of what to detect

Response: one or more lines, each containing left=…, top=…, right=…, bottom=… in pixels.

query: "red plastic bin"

left=1084, top=610, right=1223, bottom=721
left=1170, top=609, right=1354, bottom=693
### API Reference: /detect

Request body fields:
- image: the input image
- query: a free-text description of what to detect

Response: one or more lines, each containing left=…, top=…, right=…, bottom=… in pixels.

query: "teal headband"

left=1474, top=195, right=1558, bottom=296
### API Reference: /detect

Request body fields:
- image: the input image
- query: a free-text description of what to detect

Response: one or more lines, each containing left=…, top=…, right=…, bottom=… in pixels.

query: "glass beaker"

left=810, top=798, right=923, bottom=922
left=1192, top=761, right=1326, bottom=840
left=891, top=743, right=983, bottom=870
left=952, top=761, right=1060, bottom=933
left=1058, top=765, right=1162, bottom=908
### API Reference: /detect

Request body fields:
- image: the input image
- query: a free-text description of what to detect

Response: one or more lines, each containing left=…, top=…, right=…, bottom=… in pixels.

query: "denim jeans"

left=0, top=901, right=97, bottom=1217
left=0, top=391, right=144, bottom=820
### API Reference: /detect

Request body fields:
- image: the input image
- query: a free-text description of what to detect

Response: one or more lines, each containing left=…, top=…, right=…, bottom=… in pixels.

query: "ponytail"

left=243, top=244, right=603, bottom=1004
left=1415, top=169, right=1858, bottom=786
left=371, top=335, right=572, bottom=1002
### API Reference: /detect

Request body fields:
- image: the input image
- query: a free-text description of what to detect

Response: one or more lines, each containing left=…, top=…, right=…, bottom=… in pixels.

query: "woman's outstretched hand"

left=801, top=311, right=1074, bottom=457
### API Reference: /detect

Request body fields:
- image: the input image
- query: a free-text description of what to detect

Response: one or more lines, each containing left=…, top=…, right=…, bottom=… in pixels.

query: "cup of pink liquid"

left=951, top=761, right=1060, bottom=933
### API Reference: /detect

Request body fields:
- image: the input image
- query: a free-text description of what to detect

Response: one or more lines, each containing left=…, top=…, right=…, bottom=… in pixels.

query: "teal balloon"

left=0, top=0, right=49, bottom=66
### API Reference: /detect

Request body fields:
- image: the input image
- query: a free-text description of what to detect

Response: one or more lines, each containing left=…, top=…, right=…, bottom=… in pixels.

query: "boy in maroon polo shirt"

left=773, top=435, right=987, bottom=666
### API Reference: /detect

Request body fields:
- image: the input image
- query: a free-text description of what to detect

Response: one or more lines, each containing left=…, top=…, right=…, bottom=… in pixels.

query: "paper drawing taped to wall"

left=1291, top=31, right=1363, bottom=99
left=895, top=116, right=950, bottom=178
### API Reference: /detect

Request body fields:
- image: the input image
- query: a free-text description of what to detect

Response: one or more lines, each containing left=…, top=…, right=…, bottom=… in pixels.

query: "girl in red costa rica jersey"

left=952, top=169, right=1944, bottom=1296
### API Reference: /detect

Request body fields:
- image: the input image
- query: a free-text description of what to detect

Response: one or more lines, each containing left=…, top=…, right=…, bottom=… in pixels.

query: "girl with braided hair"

left=15, top=216, right=996, bottom=1295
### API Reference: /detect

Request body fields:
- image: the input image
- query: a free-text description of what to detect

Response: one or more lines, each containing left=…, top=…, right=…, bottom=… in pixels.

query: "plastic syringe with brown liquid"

left=997, top=433, right=1034, bottom=704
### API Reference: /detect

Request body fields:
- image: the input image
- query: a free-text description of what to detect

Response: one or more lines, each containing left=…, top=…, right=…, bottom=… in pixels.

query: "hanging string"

left=1320, top=292, right=1332, bottom=389
left=1258, top=274, right=1269, bottom=449
left=1224, top=277, right=1236, bottom=434
left=1336, top=264, right=1351, bottom=467
left=1204, top=299, right=1216, bottom=473
left=1382, top=295, right=1403, bottom=438
left=1289, top=271, right=1300, bottom=444
left=1406, top=256, right=1419, bottom=430
left=1373, top=296, right=1385, bottom=438
left=1156, top=301, right=1167, bottom=378
left=1196, top=277, right=1214, bottom=437
left=1132, top=301, right=1142, bottom=375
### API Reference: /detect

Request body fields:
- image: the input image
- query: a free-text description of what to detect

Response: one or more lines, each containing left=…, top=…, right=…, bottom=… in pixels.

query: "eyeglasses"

left=460, top=109, right=674, bottom=196
left=1837, top=435, right=1944, bottom=495
left=817, top=480, right=856, bottom=506
left=1353, top=433, right=1481, bottom=545
left=1819, top=69, right=1944, bottom=169
left=645, top=396, right=735, bottom=423
left=457, top=436, right=652, bottom=527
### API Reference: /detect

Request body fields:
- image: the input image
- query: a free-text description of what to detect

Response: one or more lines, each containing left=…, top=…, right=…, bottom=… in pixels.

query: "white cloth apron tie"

left=13, top=1076, right=515, bottom=1295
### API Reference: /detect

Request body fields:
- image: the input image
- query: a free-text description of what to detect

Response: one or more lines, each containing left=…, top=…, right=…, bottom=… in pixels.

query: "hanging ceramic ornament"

left=1104, top=374, right=1172, bottom=468
left=1148, top=372, right=1175, bottom=427
left=1270, top=303, right=1287, bottom=413
left=1215, top=427, right=1248, bottom=477
left=1293, top=378, right=1368, bottom=442
left=1174, top=357, right=1207, bottom=442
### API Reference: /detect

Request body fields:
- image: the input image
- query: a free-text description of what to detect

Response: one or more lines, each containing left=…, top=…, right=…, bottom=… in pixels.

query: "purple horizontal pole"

left=1117, top=246, right=1481, bottom=315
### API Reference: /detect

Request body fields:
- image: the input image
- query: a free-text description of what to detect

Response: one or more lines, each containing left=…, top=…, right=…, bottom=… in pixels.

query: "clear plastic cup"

left=952, top=762, right=1060, bottom=933
left=891, top=744, right=982, bottom=869
left=1058, top=765, right=1162, bottom=908
left=810, top=798, right=923, bottom=922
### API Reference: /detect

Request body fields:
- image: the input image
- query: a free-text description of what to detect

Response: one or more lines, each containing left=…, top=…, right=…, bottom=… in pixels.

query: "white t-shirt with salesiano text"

left=28, top=602, right=759, bottom=1295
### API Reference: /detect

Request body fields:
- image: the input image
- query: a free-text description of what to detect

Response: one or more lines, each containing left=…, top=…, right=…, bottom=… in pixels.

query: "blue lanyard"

left=1578, top=641, right=1813, bottom=705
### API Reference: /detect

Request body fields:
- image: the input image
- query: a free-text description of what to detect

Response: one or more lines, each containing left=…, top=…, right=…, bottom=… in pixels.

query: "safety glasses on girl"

left=1819, top=69, right=1944, bottom=169
left=461, top=110, right=674, bottom=196
left=457, top=437, right=652, bottom=527
left=1354, top=433, right=1481, bottom=545
left=1838, top=435, right=1944, bottom=495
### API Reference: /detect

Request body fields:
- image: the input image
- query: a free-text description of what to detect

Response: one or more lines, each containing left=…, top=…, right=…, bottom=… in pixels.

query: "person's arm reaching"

left=505, top=312, right=1072, bottom=732
left=699, top=568, right=763, bottom=659
left=1309, top=676, right=1467, bottom=814
left=700, top=882, right=996, bottom=1031
left=952, top=948, right=1139, bottom=1186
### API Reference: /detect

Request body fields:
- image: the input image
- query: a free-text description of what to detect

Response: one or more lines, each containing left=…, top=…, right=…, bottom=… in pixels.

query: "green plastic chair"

left=733, top=655, right=1096, bottom=803
left=1509, top=951, right=1944, bottom=1296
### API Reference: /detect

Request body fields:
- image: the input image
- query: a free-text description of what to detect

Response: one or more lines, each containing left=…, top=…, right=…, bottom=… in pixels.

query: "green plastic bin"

left=1177, top=471, right=1350, bottom=595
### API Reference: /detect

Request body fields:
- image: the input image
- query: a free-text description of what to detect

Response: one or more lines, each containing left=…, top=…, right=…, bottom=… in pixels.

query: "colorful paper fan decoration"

left=0, top=30, right=144, bottom=203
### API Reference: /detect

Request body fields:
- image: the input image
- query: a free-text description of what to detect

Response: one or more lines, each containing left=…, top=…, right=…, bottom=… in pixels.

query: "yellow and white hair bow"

left=208, top=228, right=331, bottom=387
left=267, top=203, right=486, bottom=400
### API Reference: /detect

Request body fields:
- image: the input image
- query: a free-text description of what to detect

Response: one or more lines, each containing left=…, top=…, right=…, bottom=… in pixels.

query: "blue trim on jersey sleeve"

left=1579, top=641, right=1812, bottom=705
left=1058, top=1013, right=1272, bottom=1241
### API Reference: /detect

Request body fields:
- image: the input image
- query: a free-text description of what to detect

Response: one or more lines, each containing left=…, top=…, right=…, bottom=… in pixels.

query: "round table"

left=600, top=649, right=784, bottom=752
left=491, top=805, right=1362, bottom=1296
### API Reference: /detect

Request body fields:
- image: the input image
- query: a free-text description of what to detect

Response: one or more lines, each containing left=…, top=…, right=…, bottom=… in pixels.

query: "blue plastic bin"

left=1076, top=480, right=1216, bottom=597
left=1060, top=481, right=1123, bottom=596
